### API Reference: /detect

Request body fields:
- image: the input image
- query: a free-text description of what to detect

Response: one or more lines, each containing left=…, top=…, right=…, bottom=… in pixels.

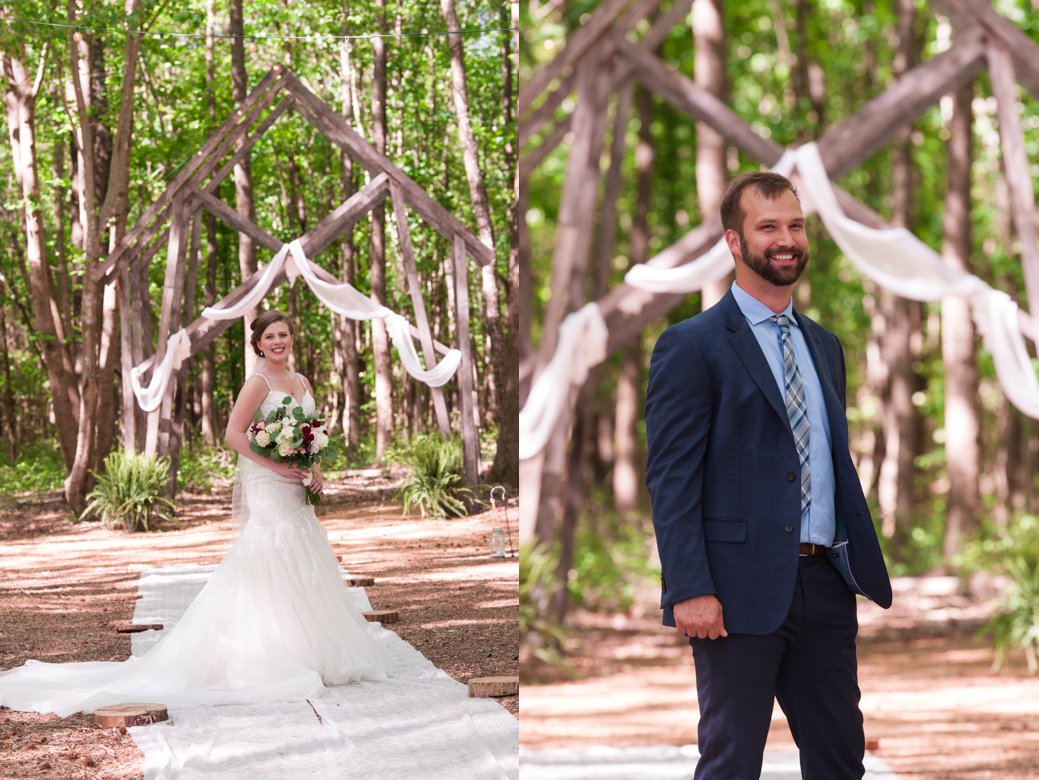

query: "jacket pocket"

left=703, top=517, right=746, bottom=543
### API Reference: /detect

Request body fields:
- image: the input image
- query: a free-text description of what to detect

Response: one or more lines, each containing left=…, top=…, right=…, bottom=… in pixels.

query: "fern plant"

left=81, top=450, right=177, bottom=532
left=980, top=515, right=1039, bottom=674
left=397, top=435, right=472, bottom=519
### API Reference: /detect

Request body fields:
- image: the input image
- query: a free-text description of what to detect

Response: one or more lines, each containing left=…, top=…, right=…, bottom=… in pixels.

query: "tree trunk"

left=334, top=35, right=363, bottom=447
left=494, top=0, right=519, bottom=486
left=0, top=298, right=16, bottom=461
left=230, top=0, right=258, bottom=375
left=1, top=44, right=80, bottom=469
left=370, top=0, right=394, bottom=462
left=198, top=0, right=220, bottom=445
left=876, top=0, right=922, bottom=560
left=693, top=0, right=730, bottom=310
left=940, top=80, right=980, bottom=564
left=64, top=9, right=142, bottom=512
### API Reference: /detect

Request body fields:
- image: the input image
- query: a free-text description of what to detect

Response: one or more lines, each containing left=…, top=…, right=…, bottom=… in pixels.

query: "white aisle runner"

left=127, top=565, right=518, bottom=780
left=519, top=745, right=900, bottom=779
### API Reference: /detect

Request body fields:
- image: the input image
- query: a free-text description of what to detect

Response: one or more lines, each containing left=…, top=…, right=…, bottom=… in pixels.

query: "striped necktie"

left=773, top=315, right=811, bottom=524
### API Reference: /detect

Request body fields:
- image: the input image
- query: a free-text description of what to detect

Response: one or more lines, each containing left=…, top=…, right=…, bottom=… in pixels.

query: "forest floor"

left=0, top=470, right=518, bottom=780
left=521, top=576, right=1039, bottom=779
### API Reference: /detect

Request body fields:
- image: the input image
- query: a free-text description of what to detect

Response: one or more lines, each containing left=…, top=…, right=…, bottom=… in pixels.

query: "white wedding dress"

left=0, top=388, right=386, bottom=718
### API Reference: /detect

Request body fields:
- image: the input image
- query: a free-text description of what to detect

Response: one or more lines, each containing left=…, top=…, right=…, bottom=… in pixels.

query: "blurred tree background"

left=0, top=0, right=518, bottom=510
left=520, top=0, right=1039, bottom=668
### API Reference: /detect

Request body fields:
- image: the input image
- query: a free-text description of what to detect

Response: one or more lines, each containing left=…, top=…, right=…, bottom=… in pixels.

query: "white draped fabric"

left=518, top=304, right=608, bottom=461
left=519, top=142, right=1039, bottom=460
left=130, top=239, right=462, bottom=411
left=131, top=330, right=193, bottom=412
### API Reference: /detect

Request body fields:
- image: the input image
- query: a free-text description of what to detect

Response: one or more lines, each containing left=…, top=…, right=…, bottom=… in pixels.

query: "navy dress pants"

left=690, top=555, right=864, bottom=780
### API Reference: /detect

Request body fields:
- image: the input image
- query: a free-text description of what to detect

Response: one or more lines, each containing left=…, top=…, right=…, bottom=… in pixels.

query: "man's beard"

left=739, top=234, right=809, bottom=286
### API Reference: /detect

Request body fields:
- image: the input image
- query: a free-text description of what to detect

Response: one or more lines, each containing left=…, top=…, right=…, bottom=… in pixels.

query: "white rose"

left=254, top=430, right=271, bottom=447
left=277, top=425, right=295, bottom=442
left=314, top=432, right=329, bottom=448
left=266, top=421, right=282, bottom=436
left=277, top=441, right=293, bottom=458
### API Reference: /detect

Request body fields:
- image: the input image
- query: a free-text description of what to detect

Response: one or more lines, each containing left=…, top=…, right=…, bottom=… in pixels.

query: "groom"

left=644, top=171, right=892, bottom=778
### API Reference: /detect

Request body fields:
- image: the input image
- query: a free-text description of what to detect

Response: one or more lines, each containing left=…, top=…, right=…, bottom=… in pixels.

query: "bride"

left=0, top=310, right=386, bottom=717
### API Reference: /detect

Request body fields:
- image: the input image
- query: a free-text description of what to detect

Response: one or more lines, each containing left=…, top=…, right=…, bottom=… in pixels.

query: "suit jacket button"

left=786, top=471, right=796, bottom=481
left=784, top=523, right=794, bottom=533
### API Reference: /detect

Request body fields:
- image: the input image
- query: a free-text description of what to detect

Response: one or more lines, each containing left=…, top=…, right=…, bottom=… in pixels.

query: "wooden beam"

left=519, top=0, right=631, bottom=116
left=203, top=96, right=295, bottom=191
left=188, top=183, right=282, bottom=254
left=987, top=41, right=1039, bottom=314
left=815, top=25, right=987, bottom=179
left=930, top=0, right=1039, bottom=101
left=616, top=24, right=988, bottom=181
left=536, top=60, right=609, bottom=369
left=390, top=181, right=452, bottom=436
left=145, top=197, right=192, bottom=455
left=520, top=0, right=693, bottom=151
left=300, top=173, right=390, bottom=258
left=281, top=72, right=494, bottom=268
left=452, top=234, right=480, bottom=485
left=101, top=68, right=287, bottom=281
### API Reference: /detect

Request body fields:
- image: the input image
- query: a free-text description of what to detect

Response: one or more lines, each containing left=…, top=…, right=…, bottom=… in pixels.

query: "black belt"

left=799, top=542, right=829, bottom=557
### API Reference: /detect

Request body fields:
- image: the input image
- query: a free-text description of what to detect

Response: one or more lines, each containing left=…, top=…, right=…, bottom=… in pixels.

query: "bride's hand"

left=309, top=470, right=324, bottom=496
left=273, top=462, right=309, bottom=482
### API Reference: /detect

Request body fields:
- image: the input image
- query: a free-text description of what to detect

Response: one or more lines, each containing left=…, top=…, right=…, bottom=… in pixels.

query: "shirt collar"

left=731, top=281, right=796, bottom=327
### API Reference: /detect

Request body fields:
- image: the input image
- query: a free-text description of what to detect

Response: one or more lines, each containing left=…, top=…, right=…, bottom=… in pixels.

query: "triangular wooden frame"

left=109, top=65, right=488, bottom=482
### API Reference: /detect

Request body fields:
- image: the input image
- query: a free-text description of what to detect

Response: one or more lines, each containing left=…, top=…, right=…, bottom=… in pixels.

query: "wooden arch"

left=106, top=65, right=493, bottom=485
left=519, top=0, right=1039, bottom=536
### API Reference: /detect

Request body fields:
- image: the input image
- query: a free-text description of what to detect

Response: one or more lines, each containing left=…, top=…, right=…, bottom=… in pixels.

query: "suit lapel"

left=721, top=294, right=789, bottom=426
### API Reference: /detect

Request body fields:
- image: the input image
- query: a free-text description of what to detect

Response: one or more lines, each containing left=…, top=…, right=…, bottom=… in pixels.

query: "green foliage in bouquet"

left=81, top=450, right=176, bottom=532
left=977, top=515, right=1039, bottom=674
left=397, top=434, right=472, bottom=519
left=248, top=398, right=335, bottom=505
left=249, top=397, right=336, bottom=463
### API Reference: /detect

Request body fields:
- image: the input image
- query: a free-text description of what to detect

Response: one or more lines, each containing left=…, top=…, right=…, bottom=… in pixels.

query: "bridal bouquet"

left=248, top=397, right=333, bottom=505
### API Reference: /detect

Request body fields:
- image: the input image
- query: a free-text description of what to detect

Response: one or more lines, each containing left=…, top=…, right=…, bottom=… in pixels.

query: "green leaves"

left=81, top=450, right=177, bottom=532
left=396, top=434, right=472, bottom=519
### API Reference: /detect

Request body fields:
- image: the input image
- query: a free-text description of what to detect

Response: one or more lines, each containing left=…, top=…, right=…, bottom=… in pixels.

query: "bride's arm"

left=224, top=377, right=310, bottom=481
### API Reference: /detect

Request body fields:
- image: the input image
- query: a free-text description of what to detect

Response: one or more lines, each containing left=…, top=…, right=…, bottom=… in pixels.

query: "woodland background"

left=520, top=0, right=1039, bottom=642
left=0, top=0, right=518, bottom=513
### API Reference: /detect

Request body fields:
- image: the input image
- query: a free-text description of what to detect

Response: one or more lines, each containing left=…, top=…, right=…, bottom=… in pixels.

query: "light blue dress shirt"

left=731, top=282, right=836, bottom=546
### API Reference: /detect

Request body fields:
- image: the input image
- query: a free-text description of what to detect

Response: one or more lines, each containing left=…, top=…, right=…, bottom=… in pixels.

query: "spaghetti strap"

left=251, top=373, right=273, bottom=390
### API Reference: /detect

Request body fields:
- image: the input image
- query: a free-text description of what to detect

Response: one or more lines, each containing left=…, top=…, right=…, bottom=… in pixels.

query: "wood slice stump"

left=362, top=609, right=398, bottom=624
left=467, top=676, right=518, bottom=698
left=346, top=577, right=375, bottom=587
left=94, top=703, right=168, bottom=728
left=114, top=623, right=163, bottom=633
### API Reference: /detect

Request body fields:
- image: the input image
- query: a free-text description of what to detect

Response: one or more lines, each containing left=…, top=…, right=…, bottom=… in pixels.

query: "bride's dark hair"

left=249, top=310, right=295, bottom=357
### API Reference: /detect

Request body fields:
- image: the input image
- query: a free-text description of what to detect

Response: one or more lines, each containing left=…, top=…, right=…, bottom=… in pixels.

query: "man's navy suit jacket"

left=645, top=291, right=892, bottom=635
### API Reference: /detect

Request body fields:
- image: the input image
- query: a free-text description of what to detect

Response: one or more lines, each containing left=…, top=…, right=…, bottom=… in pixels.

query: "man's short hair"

left=720, top=171, right=800, bottom=235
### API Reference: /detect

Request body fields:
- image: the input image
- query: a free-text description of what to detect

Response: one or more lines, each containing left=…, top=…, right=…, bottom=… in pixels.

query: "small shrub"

left=81, top=450, right=176, bottom=532
left=977, top=515, right=1039, bottom=673
left=397, top=434, right=472, bottom=519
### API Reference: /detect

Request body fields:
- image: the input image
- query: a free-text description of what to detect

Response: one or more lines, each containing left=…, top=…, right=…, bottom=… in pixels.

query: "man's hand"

left=673, top=594, right=728, bottom=640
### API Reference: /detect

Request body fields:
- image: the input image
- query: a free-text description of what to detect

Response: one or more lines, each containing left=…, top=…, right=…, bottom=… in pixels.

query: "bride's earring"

left=259, top=350, right=264, bottom=357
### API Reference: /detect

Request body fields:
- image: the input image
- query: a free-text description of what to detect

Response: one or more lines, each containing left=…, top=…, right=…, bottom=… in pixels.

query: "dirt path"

left=0, top=475, right=518, bottom=779
left=521, top=579, right=1039, bottom=779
